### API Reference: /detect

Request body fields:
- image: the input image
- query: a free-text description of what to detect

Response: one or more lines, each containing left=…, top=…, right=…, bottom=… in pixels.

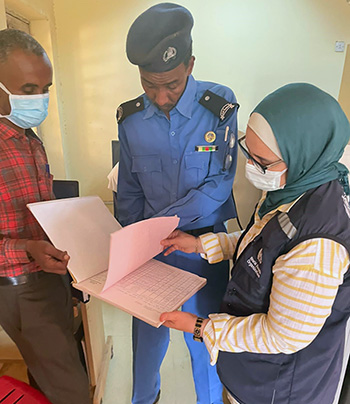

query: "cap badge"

left=163, top=46, right=177, bottom=63
left=117, top=106, right=124, bottom=123
left=204, top=131, right=216, bottom=143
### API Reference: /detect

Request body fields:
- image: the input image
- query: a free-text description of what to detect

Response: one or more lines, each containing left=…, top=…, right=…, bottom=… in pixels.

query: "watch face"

left=194, top=329, right=201, bottom=338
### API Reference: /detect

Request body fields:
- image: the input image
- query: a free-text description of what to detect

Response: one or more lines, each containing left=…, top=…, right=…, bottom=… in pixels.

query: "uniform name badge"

left=195, top=145, right=219, bottom=152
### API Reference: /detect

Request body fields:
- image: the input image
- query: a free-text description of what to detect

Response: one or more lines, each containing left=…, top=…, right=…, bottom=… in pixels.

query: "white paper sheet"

left=27, top=196, right=121, bottom=283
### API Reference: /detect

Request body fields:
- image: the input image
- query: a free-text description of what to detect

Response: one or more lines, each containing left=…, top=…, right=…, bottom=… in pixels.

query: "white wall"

left=1, top=0, right=350, bottom=225
left=51, top=0, right=350, bottom=224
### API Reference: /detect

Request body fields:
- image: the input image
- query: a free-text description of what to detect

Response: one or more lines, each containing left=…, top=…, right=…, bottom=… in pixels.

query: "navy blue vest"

left=218, top=180, right=350, bottom=404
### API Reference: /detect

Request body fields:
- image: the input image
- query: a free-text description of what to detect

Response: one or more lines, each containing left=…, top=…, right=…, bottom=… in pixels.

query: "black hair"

left=0, top=28, right=45, bottom=63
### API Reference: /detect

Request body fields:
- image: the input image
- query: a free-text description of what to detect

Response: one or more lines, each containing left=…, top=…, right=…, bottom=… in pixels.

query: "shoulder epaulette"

left=199, top=90, right=239, bottom=121
left=116, top=96, right=144, bottom=124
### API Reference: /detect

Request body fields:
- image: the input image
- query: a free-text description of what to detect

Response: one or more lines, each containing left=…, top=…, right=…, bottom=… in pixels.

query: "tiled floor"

left=102, top=302, right=197, bottom=404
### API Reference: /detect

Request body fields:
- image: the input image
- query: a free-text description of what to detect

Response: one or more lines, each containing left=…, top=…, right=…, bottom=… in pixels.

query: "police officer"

left=116, top=3, right=239, bottom=404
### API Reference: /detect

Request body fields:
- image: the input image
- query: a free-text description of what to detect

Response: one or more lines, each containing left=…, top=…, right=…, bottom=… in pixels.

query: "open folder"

left=27, top=196, right=207, bottom=327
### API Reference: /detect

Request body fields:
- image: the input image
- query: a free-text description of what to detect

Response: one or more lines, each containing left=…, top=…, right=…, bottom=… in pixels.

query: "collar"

left=143, top=74, right=196, bottom=120
left=255, top=192, right=304, bottom=222
left=0, top=121, right=41, bottom=143
left=0, top=121, right=22, bottom=140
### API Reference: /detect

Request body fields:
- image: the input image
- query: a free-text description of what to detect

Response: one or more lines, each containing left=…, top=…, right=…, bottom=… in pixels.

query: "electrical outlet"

left=335, top=41, right=345, bottom=52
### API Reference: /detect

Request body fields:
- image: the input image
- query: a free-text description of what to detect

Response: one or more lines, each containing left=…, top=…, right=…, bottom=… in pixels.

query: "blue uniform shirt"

left=117, top=75, right=238, bottom=230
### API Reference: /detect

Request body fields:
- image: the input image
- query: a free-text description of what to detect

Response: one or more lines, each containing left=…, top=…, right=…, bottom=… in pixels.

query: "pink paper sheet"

left=102, top=216, right=179, bottom=292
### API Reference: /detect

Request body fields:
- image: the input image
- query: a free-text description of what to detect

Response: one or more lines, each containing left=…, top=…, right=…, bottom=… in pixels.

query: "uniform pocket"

left=132, top=155, right=163, bottom=197
left=184, top=152, right=210, bottom=189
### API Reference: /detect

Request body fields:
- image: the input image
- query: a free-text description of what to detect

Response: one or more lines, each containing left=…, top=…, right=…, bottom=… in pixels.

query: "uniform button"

left=205, top=95, right=210, bottom=101
left=227, top=303, right=232, bottom=308
left=171, top=131, right=175, bottom=136
left=173, top=159, right=178, bottom=164
left=143, top=167, right=147, bottom=172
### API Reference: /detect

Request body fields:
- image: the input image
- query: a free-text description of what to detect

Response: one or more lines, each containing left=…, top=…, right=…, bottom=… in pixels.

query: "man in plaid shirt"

left=0, top=29, right=90, bottom=404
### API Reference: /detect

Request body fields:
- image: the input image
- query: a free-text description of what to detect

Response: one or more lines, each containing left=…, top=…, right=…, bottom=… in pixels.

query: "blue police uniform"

left=117, top=74, right=238, bottom=404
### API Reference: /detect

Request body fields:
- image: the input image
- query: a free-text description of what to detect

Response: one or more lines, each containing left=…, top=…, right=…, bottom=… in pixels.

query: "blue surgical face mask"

left=0, top=82, right=49, bottom=129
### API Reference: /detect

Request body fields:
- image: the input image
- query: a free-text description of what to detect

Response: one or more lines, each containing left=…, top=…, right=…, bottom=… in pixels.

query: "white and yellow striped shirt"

left=199, top=195, right=350, bottom=368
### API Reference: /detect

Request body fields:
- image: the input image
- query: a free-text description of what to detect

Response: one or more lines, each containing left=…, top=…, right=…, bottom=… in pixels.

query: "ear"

left=0, top=87, right=11, bottom=115
left=186, top=56, right=195, bottom=76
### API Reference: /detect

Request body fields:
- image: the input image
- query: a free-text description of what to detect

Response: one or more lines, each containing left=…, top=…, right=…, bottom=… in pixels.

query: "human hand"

left=160, top=230, right=203, bottom=256
left=160, top=311, right=209, bottom=335
left=26, top=240, right=70, bottom=275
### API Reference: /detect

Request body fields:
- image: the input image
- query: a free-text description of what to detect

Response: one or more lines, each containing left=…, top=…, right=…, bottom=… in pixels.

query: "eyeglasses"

left=238, top=135, right=284, bottom=174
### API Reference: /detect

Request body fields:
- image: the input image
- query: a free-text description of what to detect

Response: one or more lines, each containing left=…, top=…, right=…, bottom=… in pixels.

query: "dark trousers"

left=0, top=272, right=90, bottom=404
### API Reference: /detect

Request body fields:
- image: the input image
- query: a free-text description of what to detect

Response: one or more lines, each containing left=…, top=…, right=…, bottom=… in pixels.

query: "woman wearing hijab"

left=160, top=83, right=350, bottom=404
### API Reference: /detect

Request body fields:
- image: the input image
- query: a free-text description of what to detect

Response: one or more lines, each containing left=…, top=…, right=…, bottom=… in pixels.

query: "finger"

left=165, top=229, right=181, bottom=240
left=160, top=239, right=172, bottom=246
left=160, top=312, right=173, bottom=322
left=163, top=246, right=176, bottom=256
left=161, top=236, right=180, bottom=246
left=46, top=256, right=68, bottom=271
left=169, top=229, right=180, bottom=238
left=45, top=244, right=68, bottom=262
left=162, top=321, right=174, bottom=328
left=43, top=264, right=67, bottom=275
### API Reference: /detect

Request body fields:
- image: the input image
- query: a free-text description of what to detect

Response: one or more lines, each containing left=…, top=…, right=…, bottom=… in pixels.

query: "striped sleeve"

left=199, top=231, right=242, bottom=264
left=203, top=238, right=350, bottom=365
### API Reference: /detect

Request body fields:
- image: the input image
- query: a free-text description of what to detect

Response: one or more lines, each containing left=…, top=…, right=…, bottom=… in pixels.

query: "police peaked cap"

left=126, top=3, right=194, bottom=73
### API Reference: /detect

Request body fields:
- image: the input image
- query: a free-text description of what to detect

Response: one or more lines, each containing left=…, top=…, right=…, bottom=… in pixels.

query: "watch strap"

left=193, top=317, right=204, bottom=342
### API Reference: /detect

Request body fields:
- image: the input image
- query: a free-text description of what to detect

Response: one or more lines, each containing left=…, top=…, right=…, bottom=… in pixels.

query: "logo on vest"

left=342, top=194, right=350, bottom=219
left=257, top=248, right=263, bottom=265
left=246, top=256, right=261, bottom=278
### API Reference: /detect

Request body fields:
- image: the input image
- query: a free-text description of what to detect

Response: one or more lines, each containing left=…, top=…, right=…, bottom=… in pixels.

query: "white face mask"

left=245, top=161, right=287, bottom=191
left=0, top=82, right=49, bottom=129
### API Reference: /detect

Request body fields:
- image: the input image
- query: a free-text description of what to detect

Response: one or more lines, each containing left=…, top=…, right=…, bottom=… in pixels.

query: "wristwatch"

left=193, top=317, right=204, bottom=342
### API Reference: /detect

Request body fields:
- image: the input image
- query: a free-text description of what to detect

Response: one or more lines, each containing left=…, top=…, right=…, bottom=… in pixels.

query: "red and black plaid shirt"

left=0, top=122, right=54, bottom=277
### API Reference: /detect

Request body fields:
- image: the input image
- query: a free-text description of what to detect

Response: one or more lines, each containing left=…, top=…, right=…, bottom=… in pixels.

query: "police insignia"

left=163, top=46, right=177, bottom=63
left=116, top=96, right=144, bottom=124
left=117, top=106, right=123, bottom=123
left=204, top=131, right=216, bottom=143
left=220, top=103, right=236, bottom=121
left=257, top=248, right=263, bottom=265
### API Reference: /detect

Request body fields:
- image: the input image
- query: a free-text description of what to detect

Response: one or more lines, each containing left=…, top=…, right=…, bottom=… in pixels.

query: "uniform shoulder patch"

left=199, top=90, right=239, bottom=121
left=116, top=96, right=144, bottom=124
